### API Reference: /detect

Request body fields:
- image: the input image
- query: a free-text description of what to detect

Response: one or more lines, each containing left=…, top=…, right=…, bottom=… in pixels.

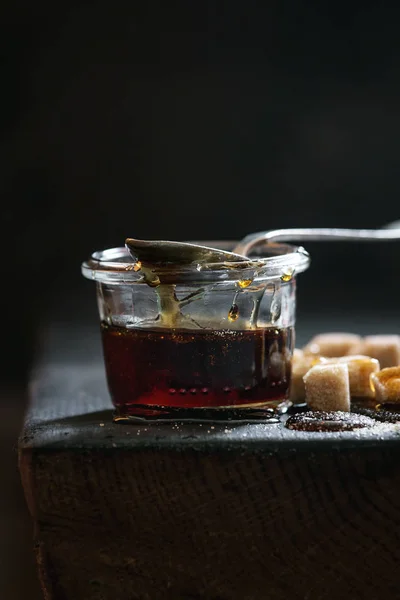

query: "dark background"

left=2, top=1, right=400, bottom=382
left=1, top=3, right=400, bottom=596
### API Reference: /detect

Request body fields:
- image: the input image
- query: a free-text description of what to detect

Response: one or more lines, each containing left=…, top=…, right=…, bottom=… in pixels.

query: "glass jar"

left=81, top=241, right=310, bottom=421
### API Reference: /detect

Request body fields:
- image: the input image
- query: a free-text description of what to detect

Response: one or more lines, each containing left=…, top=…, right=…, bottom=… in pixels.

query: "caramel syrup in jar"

left=101, top=323, right=293, bottom=418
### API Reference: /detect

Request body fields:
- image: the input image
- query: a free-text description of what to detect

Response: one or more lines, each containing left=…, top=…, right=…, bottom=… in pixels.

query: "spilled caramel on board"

left=285, top=410, right=376, bottom=432
left=353, top=406, right=400, bottom=424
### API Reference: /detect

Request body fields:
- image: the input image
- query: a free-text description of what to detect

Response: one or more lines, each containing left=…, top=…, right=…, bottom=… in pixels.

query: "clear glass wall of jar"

left=81, top=242, right=310, bottom=421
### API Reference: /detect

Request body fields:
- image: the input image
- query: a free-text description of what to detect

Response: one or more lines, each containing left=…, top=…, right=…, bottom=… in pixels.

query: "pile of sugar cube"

left=291, top=333, right=400, bottom=411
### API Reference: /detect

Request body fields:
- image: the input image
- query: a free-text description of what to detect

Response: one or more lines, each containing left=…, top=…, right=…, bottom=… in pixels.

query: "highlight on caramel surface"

left=371, top=367, right=400, bottom=404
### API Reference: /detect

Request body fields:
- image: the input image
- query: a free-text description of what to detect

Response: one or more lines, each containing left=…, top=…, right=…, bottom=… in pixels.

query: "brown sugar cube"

left=303, top=363, right=350, bottom=412
left=303, top=333, right=363, bottom=357
left=319, top=355, right=380, bottom=398
left=290, top=349, right=320, bottom=404
left=362, top=335, right=400, bottom=369
left=371, top=367, right=400, bottom=404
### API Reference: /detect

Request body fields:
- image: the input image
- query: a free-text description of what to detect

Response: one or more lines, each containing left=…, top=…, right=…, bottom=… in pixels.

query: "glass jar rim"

left=81, top=242, right=310, bottom=285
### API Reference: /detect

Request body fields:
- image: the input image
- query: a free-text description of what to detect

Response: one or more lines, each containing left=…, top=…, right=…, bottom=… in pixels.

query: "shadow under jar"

left=82, top=242, right=310, bottom=421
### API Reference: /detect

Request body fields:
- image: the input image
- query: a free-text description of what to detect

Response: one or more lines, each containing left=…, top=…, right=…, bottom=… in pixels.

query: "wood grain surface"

left=0, top=388, right=41, bottom=600
left=19, top=362, right=400, bottom=600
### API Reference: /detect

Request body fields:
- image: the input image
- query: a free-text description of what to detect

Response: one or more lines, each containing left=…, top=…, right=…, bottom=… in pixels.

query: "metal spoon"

left=125, top=238, right=249, bottom=264
left=127, top=226, right=400, bottom=265
left=233, top=226, right=400, bottom=256
left=125, top=226, right=400, bottom=328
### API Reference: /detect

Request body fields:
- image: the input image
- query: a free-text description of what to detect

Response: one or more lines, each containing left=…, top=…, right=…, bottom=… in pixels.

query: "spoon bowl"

left=125, top=238, right=249, bottom=265
left=127, top=225, right=400, bottom=266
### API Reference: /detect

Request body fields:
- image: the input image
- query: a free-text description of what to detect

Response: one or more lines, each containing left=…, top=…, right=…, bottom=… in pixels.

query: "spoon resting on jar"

left=125, top=225, right=400, bottom=327
left=127, top=225, right=400, bottom=266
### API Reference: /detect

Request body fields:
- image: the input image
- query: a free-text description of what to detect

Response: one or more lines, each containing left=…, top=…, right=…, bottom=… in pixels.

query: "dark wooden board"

left=20, top=363, right=400, bottom=452
left=20, top=359, right=400, bottom=600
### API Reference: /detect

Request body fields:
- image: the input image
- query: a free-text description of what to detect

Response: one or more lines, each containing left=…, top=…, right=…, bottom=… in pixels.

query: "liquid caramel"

left=101, top=323, right=294, bottom=418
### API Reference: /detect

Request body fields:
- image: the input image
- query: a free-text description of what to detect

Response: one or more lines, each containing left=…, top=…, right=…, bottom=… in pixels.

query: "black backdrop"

left=2, top=1, right=400, bottom=382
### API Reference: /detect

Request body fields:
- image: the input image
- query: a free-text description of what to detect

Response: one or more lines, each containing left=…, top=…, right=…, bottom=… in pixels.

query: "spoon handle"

left=234, top=227, right=400, bottom=256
